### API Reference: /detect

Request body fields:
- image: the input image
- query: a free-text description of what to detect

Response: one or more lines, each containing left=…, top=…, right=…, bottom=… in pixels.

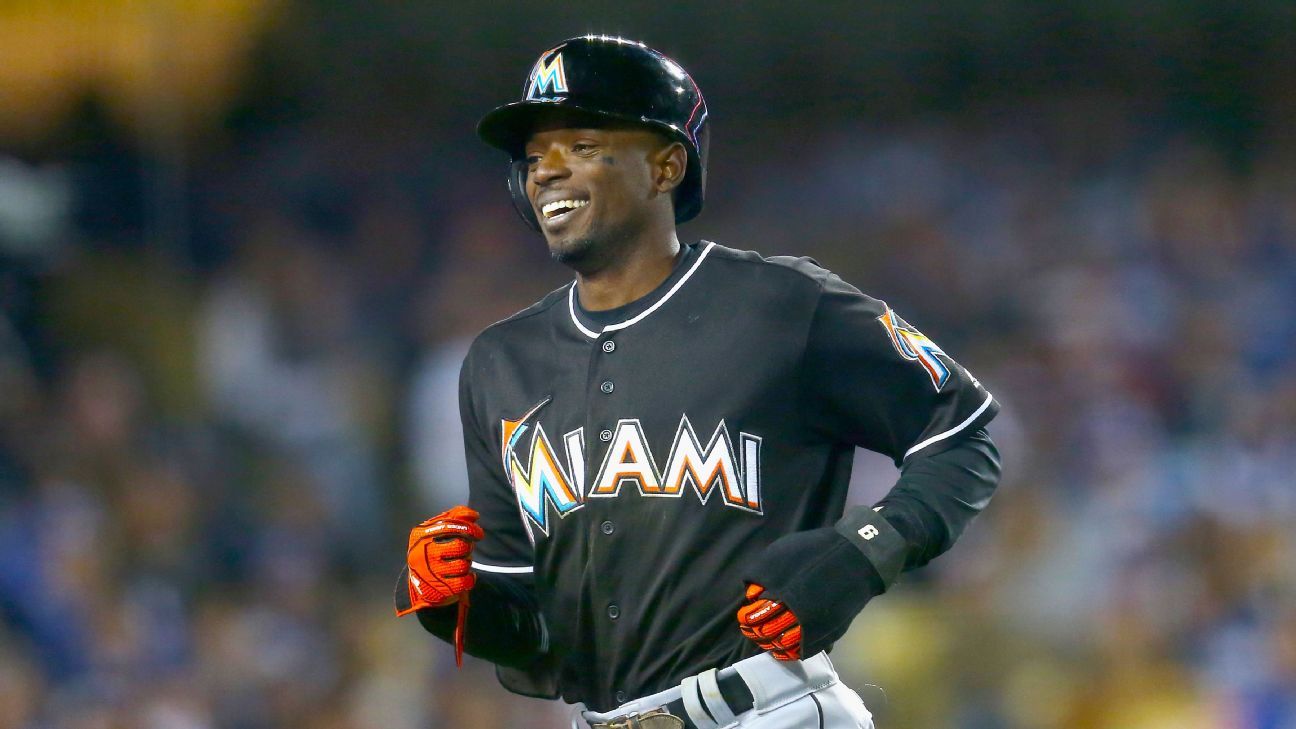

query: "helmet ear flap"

left=508, top=159, right=541, bottom=231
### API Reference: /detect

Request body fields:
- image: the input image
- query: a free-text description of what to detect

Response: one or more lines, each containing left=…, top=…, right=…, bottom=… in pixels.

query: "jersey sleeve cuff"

left=902, top=391, right=999, bottom=462
left=471, top=560, right=535, bottom=575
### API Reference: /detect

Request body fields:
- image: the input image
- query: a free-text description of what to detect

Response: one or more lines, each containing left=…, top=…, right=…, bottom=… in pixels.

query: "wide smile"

left=539, top=198, right=590, bottom=228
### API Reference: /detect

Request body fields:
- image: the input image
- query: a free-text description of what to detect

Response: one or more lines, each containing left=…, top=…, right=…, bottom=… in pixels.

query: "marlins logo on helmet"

left=525, top=48, right=569, bottom=99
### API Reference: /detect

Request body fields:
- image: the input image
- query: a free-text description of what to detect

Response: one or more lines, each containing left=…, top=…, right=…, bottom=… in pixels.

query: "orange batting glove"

left=397, top=505, right=484, bottom=615
left=736, top=583, right=802, bottom=661
left=396, top=506, right=483, bottom=666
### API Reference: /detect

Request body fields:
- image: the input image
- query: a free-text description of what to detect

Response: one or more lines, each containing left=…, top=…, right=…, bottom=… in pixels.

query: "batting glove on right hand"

left=396, top=505, right=484, bottom=617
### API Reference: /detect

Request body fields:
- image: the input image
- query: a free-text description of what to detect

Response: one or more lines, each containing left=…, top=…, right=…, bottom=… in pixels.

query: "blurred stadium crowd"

left=2, top=3, right=1295, bottom=728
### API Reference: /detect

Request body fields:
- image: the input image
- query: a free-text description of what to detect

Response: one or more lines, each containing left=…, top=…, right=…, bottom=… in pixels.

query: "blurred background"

left=1, top=1, right=1294, bottom=727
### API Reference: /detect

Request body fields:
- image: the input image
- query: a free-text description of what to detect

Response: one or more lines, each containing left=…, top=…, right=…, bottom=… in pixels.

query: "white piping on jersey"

left=903, top=391, right=995, bottom=461
left=470, top=561, right=534, bottom=574
left=567, top=241, right=716, bottom=339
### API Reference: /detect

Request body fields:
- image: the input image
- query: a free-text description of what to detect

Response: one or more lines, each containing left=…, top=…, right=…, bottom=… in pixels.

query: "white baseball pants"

left=575, top=651, right=874, bottom=728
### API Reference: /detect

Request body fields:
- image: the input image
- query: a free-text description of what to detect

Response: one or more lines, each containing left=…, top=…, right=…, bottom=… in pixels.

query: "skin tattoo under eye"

left=602, top=156, right=616, bottom=166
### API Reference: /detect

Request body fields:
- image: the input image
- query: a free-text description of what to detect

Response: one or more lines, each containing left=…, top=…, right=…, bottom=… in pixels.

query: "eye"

left=572, top=142, right=597, bottom=155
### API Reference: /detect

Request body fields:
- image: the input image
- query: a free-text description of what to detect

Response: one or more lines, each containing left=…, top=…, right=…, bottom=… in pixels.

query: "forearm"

left=874, top=428, right=1002, bottom=571
left=416, top=571, right=548, bottom=668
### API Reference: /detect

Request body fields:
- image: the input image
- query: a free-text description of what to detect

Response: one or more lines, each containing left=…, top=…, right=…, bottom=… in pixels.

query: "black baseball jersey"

left=451, top=241, right=997, bottom=710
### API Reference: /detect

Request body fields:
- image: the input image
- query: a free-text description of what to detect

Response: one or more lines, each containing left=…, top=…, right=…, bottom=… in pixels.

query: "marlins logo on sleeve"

left=877, top=306, right=952, bottom=391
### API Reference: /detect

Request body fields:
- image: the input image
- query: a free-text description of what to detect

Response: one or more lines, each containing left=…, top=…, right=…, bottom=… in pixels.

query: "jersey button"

left=602, top=341, right=616, bottom=353
left=600, top=520, right=615, bottom=535
left=600, top=381, right=614, bottom=394
left=615, top=690, right=628, bottom=704
left=599, top=429, right=613, bottom=442
left=607, top=603, right=620, bottom=620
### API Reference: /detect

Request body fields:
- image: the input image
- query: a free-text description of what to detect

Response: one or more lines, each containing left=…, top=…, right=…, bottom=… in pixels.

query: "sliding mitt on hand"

left=395, top=505, right=483, bottom=666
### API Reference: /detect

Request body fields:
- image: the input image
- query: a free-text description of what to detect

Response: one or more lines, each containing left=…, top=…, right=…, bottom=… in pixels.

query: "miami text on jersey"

left=502, top=405, right=763, bottom=537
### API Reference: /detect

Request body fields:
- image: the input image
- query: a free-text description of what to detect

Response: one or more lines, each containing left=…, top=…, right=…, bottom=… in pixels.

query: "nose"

left=530, top=146, right=571, bottom=186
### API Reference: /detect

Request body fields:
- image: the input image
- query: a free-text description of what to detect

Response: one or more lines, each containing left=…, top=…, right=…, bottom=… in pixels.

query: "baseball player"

left=396, top=36, right=1002, bottom=729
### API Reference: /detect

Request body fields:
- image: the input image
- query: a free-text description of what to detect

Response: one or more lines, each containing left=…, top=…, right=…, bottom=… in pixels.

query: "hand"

left=743, top=526, right=888, bottom=659
left=736, top=583, right=802, bottom=661
left=396, top=505, right=484, bottom=617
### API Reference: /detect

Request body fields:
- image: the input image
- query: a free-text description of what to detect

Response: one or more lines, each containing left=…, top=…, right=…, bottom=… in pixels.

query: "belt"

left=590, top=671, right=756, bottom=729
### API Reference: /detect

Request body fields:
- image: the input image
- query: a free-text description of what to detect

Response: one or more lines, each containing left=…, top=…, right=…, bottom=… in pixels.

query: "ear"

left=652, top=141, right=688, bottom=194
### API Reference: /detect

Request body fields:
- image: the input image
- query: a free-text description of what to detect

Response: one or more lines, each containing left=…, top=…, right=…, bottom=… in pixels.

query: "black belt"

left=591, top=672, right=756, bottom=729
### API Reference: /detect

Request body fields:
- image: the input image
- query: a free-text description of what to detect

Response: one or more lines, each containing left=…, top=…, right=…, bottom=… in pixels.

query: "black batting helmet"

left=477, top=35, right=710, bottom=230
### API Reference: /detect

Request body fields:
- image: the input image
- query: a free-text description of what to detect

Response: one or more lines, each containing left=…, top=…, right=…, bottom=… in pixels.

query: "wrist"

left=743, top=526, right=887, bottom=657
left=834, top=505, right=907, bottom=590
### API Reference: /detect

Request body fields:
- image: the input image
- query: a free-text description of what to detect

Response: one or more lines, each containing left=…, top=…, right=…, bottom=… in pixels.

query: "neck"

left=574, top=230, right=683, bottom=311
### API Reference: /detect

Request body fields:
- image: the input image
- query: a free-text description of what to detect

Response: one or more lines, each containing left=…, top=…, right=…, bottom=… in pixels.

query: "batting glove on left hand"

left=741, top=526, right=888, bottom=660
left=737, top=583, right=802, bottom=661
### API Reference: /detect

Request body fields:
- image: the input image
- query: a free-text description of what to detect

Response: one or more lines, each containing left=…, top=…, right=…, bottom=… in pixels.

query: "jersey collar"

left=566, top=241, right=715, bottom=338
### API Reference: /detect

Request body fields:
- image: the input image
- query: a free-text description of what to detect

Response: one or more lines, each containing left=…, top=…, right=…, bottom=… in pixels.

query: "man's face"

left=523, top=117, right=676, bottom=269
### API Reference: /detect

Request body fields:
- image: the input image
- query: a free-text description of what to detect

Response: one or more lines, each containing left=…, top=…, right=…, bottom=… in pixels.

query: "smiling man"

left=523, top=110, right=684, bottom=280
left=395, top=36, right=1003, bottom=729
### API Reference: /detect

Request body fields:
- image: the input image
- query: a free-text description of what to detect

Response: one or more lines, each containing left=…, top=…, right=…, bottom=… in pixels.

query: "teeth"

left=541, top=199, right=589, bottom=218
